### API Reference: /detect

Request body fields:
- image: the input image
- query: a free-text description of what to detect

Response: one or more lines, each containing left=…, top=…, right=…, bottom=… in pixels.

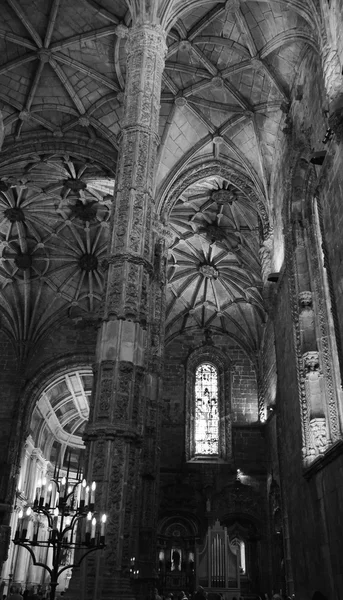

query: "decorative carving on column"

left=286, top=153, right=342, bottom=466
left=306, top=211, right=341, bottom=444
left=309, top=417, right=329, bottom=456
left=259, top=233, right=273, bottom=283
left=302, top=351, right=320, bottom=376
left=68, top=20, right=168, bottom=600
left=286, top=218, right=311, bottom=461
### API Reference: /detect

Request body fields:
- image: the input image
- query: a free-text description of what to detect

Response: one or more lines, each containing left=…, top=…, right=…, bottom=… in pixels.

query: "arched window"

left=195, top=363, right=219, bottom=455
left=185, top=347, right=231, bottom=463
left=231, top=537, right=246, bottom=574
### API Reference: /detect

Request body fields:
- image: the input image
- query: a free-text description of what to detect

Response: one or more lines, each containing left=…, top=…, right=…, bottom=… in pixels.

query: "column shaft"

left=75, top=23, right=167, bottom=600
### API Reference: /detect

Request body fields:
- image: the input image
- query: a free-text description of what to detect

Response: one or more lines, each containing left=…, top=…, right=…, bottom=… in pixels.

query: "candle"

left=35, top=479, right=41, bottom=505
left=60, top=476, right=66, bottom=498
left=91, top=517, right=96, bottom=540
left=90, top=481, right=96, bottom=505
left=76, top=481, right=81, bottom=509
left=15, top=509, right=23, bottom=539
left=86, top=511, right=92, bottom=532
left=66, top=451, right=71, bottom=480
left=85, top=485, right=90, bottom=506
left=79, top=479, right=86, bottom=509
left=100, top=514, right=107, bottom=537
left=46, top=483, right=53, bottom=508
left=85, top=511, right=92, bottom=544
left=53, top=506, right=59, bottom=529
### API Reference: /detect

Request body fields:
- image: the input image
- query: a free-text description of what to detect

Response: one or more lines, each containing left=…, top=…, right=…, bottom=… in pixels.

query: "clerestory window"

left=195, top=363, right=219, bottom=455
left=185, top=347, right=232, bottom=463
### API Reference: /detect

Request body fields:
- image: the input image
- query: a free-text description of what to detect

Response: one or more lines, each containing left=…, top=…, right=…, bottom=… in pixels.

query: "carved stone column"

left=135, top=223, right=174, bottom=598
left=70, top=22, right=167, bottom=600
left=287, top=217, right=329, bottom=462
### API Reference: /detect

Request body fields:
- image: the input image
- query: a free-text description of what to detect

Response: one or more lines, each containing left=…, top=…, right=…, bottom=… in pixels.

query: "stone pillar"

left=75, top=22, right=167, bottom=600
left=135, top=224, right=172, bottom=597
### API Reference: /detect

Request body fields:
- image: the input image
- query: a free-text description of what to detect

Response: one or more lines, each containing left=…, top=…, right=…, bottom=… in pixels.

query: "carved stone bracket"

left=303, top=351, right=320, bottom=376
left=299, top=291, right=313, bottom=310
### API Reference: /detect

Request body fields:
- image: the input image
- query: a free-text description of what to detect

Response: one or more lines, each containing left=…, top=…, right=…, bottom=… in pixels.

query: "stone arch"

left=213, top=482, right=265, bottom=536
left=157, top=159, right=271, bottom=239
left=185, top=345, right=232, bottom=463
left=165, top=327, right=257, bottom=362
left=157, top=514, right=199, bottom=538
left=15, top=353, right=94, bottom=466
left=0, top=136, right=117, bottom=175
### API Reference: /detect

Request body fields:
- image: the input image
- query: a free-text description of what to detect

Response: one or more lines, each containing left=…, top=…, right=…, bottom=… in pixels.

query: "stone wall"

left=160, top=330, right=269, bottom=593
left=161, top=331, right=260, bottom=468
left=272, top=254, right=343, bottom=599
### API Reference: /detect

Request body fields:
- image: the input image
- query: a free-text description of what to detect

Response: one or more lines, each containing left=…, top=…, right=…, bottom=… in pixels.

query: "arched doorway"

left=157, top=515, right=198, bottom=597
left=1, top=368, right=92, bottom=597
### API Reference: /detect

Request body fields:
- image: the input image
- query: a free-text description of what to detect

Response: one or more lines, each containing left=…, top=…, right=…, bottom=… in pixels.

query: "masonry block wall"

left=268, top=40, right=343, bottom=596
left=272, top=268, right=343, bottom=599
left=160, top=330, right=269, bottom=593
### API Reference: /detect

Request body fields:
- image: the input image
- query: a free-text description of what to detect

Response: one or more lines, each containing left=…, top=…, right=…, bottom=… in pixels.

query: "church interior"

left=0, top=0, right=343, bottom=599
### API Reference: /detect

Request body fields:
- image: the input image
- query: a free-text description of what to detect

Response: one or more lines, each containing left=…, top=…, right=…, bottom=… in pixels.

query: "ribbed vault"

left=0, top=0, right=322, bottom=358
left=30, top=369, right=93, bottom=461
left=0, top=155, right=113, bottom=355
left=166, top=175, right=264, bottom=352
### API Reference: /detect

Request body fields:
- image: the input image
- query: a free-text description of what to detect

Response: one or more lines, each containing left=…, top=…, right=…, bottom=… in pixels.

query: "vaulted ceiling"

left=0, top=0, right=321, bottom=357
left=30, top=369, right=92, bottom=460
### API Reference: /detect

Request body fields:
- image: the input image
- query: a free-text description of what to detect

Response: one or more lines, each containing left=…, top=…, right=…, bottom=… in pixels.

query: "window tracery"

left=195, top=363, right=219, bottom=455
left=185, top=347, right=232, bottom=462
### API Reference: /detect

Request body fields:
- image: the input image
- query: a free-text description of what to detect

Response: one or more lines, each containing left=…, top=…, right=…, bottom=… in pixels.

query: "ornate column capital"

left=299, top=291, right=313, bottom=310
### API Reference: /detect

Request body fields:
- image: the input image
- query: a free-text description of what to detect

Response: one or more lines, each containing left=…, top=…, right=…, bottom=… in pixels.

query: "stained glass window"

left=195, top=363, right=219, bottom=455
